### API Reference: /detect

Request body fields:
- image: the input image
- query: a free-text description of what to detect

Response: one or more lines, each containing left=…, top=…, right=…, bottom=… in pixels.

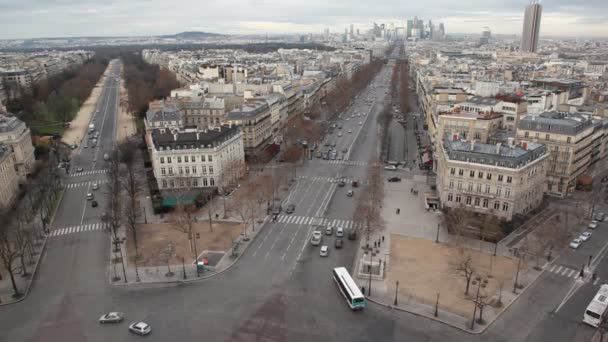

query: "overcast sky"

left=0, top=0, right=607, bottom=39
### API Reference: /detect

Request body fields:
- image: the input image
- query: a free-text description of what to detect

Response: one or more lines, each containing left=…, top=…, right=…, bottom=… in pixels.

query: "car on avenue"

left=348, top=228, right=357, bottom=240
left=320, top=245, right=329, bottom=257
left=92, top=183, right=99, bottom=190
left=347, top=190, right=354, bottom=197
left=286, top=204, right=295, bottom=214
left=589, top=221, right=599, bottom=229
left=580, top=231, right=592, bottom=242
left=128, top=322, right=151, bottom=336
left=336, top=227, right=344, bottom=237
left=325, top=226, right=334, bottom=235
left=99, top=312, right=124, bottom=324
left=358, top=121, right=363, bottom=125
left=86, top=193, right=94, bottom=200
left=334, top=238, right=343, bottom=249
left=352, top=180, right=359, bottom=187
left=338, top=180, right=346, bottom=187
left=91, top=200, right=98, bottom=208
left=310, top=231, right=322, bottom=246
left=569, top=238, right=583, bottom=249
left=388, top=177, right=401, bottom=182
left=76, top=167, right=84, bottom=172
left=384, top=165, right=397, bottom=171
left=348, top=129, right=352, bottom=133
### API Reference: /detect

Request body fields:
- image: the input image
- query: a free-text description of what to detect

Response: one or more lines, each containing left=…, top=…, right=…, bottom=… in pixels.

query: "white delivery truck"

left=89, top=124, right=95, bottom=133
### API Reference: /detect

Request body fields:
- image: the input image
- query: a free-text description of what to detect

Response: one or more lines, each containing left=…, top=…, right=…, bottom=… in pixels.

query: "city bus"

left=583, top=284, right=608, bottom=327
left=332, top=267, right=366, bottom=310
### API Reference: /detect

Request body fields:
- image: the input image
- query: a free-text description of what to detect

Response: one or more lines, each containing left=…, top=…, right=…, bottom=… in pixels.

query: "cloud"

left=0, top=0, right=606, bottom=39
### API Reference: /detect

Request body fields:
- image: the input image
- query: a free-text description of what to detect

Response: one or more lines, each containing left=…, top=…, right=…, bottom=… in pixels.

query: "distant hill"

left=160, top=31, right=223, bottom=39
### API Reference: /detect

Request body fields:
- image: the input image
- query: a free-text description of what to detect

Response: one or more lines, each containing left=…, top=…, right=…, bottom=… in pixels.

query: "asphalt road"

left=0, top=54, right=604, bottom=342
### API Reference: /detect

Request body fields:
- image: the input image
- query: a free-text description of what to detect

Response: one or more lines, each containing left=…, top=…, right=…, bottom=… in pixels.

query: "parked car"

left=285, top=204, right=295, bottom=214
left=320, top=245, right=329, bottom=257
left=384, top=165, right=397, bottom=171
left=580, top=231, right=592, bottom=241
left=128, top=322, right=151, bottom=336
left=335, top=238, right=343, bottom=249
left=595, top=213, right=605, bottom=221
left=325, top=226, right=334, bottom=235
left=310, top=231, right=322, bottom=246
left=99, top=312, right=124, bottom=324
left=569, top=238, right=583, bottom=249
left=388, top=177, right=401, bottom=182
left=589, top=221, right=599, bottom=229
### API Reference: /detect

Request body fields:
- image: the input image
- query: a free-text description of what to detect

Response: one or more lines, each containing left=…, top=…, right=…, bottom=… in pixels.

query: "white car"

left=384, top=165, right=397, bottom=171
left=325, top=226, right=334, bottom=235
left=336, top=227, right=344, bottom=237
left=92, top=183, right=99, bottom=190
left=128, top=322, right=151, bottom=336
left=589, top=221, right=598, bottom=229
left=348, top=129, right=352, bottom=133
left=338, top=132, right=343, bottom=137
left=569, top=238, right=583, bottom=249
left=579, top=231, right=592, bottom=241
left=358, top=121, right=363, bottom=125
left=346, top=118, right=350, bottom=121
left=310, top=231, right=322, bottom=246
left=86, top=193, right=94, bottom=200
left=99, top=312, right=124, bottom=324
left=320, top=245, right=329, bottom=257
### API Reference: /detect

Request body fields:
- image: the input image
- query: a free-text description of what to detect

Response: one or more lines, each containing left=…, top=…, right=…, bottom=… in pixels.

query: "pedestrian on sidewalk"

left=382, top=236, right=385, bottom=242
left=396, top=208, right=400, bottom=214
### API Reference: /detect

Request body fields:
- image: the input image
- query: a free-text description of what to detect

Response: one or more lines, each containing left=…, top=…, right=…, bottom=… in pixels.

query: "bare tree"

left=0, top=207, right=21, bottom=298
left=452, top=250, right=476, bottom=296
left=172, top=199, right=200, bottom=276
left=104, top=147, right=128, bottom=282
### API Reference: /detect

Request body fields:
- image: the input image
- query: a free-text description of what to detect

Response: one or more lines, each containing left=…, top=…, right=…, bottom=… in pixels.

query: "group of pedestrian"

left=373, top=236, right=385, bottom=248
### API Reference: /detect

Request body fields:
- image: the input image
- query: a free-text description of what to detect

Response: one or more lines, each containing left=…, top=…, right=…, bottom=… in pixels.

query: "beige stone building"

left=0, top=113, right=35, bottom=182
left=0, top=144, right=19, bottom=207
left=516, top=112, right=595, bottom=197
left=436, top=136, right=548, bottom=221
left=226, top=99, right=273, bottom=156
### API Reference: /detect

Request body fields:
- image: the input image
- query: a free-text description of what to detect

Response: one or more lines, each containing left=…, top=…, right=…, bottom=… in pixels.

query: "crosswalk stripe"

left=561, top=268, right=569, bottom=276
left=568, top=270, right=576, bottom=278
left=594, top=278, right=600, bottom=285
left=555, top=266, right=563, bottom=274
left=549, top=265, right=556, bottom=272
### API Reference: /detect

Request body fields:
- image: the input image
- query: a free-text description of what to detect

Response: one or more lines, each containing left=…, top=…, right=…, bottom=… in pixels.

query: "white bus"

left=583, top=284, right=608, bottom=327
left=332, top=267, right=366, bottom=310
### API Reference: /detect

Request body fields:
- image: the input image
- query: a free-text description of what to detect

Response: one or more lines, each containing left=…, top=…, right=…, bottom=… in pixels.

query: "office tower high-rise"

left=429, top=20, right=434, bottom=40
left=406, top=20, right=413, bottom=38
left=521, top=0, right=542, bottom=53
left=349, top=24, right=354, bottom=36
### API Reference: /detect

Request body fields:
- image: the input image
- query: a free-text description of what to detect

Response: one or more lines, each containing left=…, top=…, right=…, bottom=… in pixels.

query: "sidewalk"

left=352, top=173, right=547, bottom=333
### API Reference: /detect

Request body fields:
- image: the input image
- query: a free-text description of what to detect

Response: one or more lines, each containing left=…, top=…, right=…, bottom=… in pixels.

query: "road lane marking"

left=556, top=266, right=563, bottom=274
left=549, top=265, right=556, bottom=272
left=568, top=270, right=576, bottom=277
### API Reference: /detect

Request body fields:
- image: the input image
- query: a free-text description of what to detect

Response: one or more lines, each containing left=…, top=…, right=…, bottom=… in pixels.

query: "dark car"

left=338, top=180, right=346, bottom=187
left=286, top=204, right=295, bottom=214
left=272, top=205, right=282, bottom=215
left=348, top=229, right=357, bottom=240
left=352, top=180, right=359, bottom=187
left=335, top=238, right=343, bottom=249
left=388, top=177, right=401, bottom=182
left=91, top=200, right=98, bottom=208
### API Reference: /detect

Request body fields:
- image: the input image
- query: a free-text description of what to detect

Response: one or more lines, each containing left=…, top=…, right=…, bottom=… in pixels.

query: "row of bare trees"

left=354, top=161, right=385, bottom=246
left=0, top=143, right=64, bottom=297
left=103, top=138, right=143, bottom=282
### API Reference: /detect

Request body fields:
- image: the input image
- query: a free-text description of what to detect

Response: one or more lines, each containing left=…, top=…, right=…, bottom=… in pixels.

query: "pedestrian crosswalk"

left=323, top=160, right=367, bottom=166
left=275, top=215, right=363, bottom=229
left=297, top=176, right=366, bottom=184
left=69, top=169, right=108, bottom=177
left=544, top=264, right=581, bottom=279
left=50, top=223, right=108, bottom=237
left=65, top=179, right=109, bottom=189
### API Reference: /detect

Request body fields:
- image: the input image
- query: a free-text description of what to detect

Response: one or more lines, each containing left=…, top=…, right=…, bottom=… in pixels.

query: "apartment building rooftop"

left=443, top=134, right=547, bottom=169
left=146, top=103, right=182, bottom=123
left=439, top=110, right=502, bottom=120
left=518, top=112, right=594, bottom=134
left=226, top=100, right=270, bottom=119
left=151, top=125, right=240, bottom=150
left=0, top=113, right=26, bottom=133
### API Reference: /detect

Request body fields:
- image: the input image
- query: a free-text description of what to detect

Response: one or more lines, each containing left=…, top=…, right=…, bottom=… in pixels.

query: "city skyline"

left=0, top=0, right=607, bottom=40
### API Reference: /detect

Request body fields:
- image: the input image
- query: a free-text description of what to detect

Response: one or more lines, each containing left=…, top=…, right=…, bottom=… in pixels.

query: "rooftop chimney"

left=508, top=137, right=515, bottom=146
left=496, top=142, right=502, bottom=154
left=470, top=139, right=476, bottom=151
left=522, top=142, right=528, bottom=150
left=452, top=134, right=458, bottom=142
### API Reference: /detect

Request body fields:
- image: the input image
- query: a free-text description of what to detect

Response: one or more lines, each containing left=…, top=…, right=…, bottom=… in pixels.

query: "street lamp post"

left=368, top=252, right=374, bottom=297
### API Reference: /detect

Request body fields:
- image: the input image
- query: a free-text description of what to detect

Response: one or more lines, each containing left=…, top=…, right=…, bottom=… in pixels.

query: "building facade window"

left=482, top=199, right=489, bottom=208
left=503, top=202, right=509, bottom=211
left=161, top=168, right=166, bottom=175
left=449, top=180, right=454, bottom=189
left=468, top=182, right=473, bottom=191
left=168, top=167, right=173, bottom=175
left=459, top=169, right=464, bottom=176
left=498, top=175, right=504, bottom=182
left=478, top=171, right=483, bottom=179
left=450, top=168, right=455, bottom=175
left=507, top=176, right=512, bottom=183
left=494, top=201, right=500, bottom=210
left=456, top=194, right=461, bottom=203
left=447, top=193, right=453, bottom=201
left=474, top=197, right=480, bottom=206
left=160, top=157, right=165, bottom=164
left=457, top=181, right=462, bottom=190
left=486, top=173, right=492, bottom=180
left=470, top=170, right=475, bottom=177
left=466, top=196, right=472, bottom=205
left=485, top=184, right=491, bottom=193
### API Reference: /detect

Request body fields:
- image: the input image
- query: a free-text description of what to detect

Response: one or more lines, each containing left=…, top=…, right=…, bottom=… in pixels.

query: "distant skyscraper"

left=324, top=28, right=329, bottom=39
left=429, top=20, right=434, bottom=40
left=521, top=0, right=542, bottom=53
left=349, top=24, right=354, bottom=36
left=406, top=20, right=413, bottom=38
